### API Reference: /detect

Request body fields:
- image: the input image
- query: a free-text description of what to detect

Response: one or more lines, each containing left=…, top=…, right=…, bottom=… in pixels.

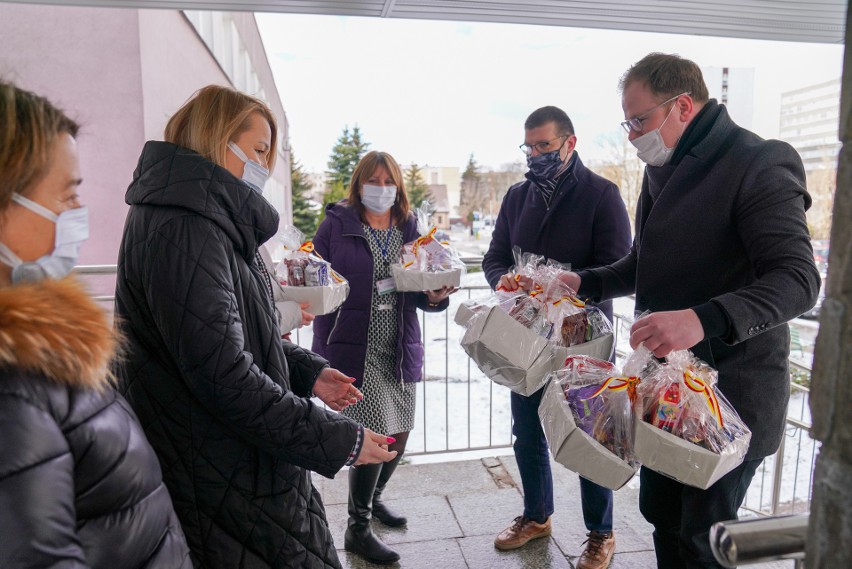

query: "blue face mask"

left=0, top=194, right=89, bottom=283
left=526, top=147, right=566, bottom=180
left=228, top=142, right=270, bottom=194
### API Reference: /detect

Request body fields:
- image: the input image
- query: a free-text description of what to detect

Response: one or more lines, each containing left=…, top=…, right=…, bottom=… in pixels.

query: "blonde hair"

left=164, top=84, right=278, bottom=171
left=347, top=151, right=410, bottom=225
left=0, top=80, right=79, bottom=211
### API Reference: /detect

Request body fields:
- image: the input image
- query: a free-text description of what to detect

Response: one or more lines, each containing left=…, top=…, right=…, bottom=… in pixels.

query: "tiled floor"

left=313, top=454, right=798, bottom=569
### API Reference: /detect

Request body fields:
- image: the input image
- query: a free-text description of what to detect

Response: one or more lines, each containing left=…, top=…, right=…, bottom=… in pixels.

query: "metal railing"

left=76, top=261, right=817, bottom=517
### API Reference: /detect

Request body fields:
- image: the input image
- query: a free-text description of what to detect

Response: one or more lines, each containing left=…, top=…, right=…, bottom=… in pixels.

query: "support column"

left=806, top=2, right=852, bottom=567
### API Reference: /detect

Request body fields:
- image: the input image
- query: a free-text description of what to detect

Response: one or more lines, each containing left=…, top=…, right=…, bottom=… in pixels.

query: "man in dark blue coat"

left=483, top=106, right=632, bottom=569
left=562, top=53, right=821, bottom=569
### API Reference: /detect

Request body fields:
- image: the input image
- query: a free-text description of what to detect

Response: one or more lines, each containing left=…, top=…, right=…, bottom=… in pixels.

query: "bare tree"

left=592, top=131, right=644, bottom=230
left=805, top=151, right=838, bottom=240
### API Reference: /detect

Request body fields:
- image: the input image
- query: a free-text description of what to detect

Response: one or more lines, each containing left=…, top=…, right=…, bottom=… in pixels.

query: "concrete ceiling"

left=2, top=0, right=846, bottom=43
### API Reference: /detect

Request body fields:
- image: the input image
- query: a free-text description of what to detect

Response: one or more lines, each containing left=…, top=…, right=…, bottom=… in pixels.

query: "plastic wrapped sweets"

left=538, top=347, right=654, bottom=490
left=390, top=201, right=465, bottom=291
left=274, top=225, right=349, bottom=315
left=457, top=247, right=614, bottom=395
left=633, top=349, right=752, bottom=489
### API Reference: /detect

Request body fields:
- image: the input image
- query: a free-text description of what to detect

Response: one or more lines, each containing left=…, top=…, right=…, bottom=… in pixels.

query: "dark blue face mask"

left=526, top=138, right=568, bottom=180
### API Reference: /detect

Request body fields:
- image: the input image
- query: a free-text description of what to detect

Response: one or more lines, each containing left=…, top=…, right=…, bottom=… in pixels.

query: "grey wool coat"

left=580, top=102, right=821, bottom=460
left=114, top=141, right=360, bottom=569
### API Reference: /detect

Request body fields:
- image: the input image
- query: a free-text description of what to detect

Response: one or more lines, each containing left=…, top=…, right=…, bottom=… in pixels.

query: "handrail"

left=710, top=515, right=808, bottom=567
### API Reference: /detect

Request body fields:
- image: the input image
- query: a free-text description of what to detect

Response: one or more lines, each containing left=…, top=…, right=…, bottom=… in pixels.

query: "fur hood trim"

left=0, top=277, right=118, bottom=389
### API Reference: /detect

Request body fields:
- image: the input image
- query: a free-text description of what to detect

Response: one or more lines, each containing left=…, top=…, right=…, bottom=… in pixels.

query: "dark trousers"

left=639, top=458, right=762, bottom=568
left=511, top=389, right=614, bottom=530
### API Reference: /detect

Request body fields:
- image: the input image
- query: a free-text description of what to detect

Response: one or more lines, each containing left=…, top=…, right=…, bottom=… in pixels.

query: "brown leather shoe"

left=576, top=531, right=616, bottom=569
left=494, top=515, right=552, bottom=550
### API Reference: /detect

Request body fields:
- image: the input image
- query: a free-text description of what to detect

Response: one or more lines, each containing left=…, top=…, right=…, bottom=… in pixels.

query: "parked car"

left=812, top=239, right=830, bottom=275
left=801, top=280, right=826, bottom=320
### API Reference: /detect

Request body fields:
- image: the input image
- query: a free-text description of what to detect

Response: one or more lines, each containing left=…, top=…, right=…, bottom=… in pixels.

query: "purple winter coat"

left=312, top=202, right=449, bottom=388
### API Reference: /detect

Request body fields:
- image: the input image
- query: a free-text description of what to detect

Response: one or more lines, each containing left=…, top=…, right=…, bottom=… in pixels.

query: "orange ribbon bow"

left=583, top=376, right=641, bottom=403
left=683, top=369, right=724, bottom=428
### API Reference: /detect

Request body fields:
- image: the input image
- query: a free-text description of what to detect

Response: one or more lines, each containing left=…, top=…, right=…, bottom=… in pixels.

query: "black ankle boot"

left=344, top=464, right=400, bottom=565
left=373, top=455, right=407, bottom=527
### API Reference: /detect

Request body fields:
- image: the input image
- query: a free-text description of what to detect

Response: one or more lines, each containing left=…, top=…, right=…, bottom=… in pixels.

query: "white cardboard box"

left=391, top=265, right=462, bottom=292
left=460, top=305, right=554, bottom=395
left=538, top=380, right=638, bottom=490
left=454, top=299, right=480, bottom=327
left=633, top=419, right=750, bottom=490
left=279, top=282, right=349, bottom=316
left=551, top=334, right=615, bottom=371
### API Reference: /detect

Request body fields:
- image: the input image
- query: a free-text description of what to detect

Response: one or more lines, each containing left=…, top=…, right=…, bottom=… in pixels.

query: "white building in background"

left=779, top=78, right=842, bottom=173
left=419, top=166, right=462, bottom=218
left=701, top=66, right=755, bottom=130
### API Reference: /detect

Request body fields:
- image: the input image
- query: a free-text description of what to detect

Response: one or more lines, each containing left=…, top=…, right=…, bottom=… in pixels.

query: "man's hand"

left=354, top=429, right=399, bottom=465
left=630, top=309, right=705, bottom=358
left=556, top=271, right=581, bottom=294
left=425, top=285, right=458, bottom=305
left=498, top=273, right=534, bottom=292
left=313, top=368, right=363, bottom=411
left=299, top=303, right=315, bottom=327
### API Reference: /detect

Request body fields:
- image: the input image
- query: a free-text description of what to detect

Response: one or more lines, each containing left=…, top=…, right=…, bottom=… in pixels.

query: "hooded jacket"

left=311, top=202, right=448, bottom=387
left=0, top=277, right=191, bottom=569
left=114, top=141, right=360, bottom=569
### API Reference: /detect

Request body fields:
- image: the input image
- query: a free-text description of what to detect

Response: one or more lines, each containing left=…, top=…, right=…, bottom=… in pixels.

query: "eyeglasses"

left=620, top=92, right=690, bottom=133
left=519, top=135, right=568, bottom=156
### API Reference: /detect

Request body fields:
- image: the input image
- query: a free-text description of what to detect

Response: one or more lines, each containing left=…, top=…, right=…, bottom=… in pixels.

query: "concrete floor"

left=313, top=453, right=798, bottom=569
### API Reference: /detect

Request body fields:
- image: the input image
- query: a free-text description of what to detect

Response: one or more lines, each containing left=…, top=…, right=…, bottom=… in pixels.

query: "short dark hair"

left=619, top=53, right=710, bottom=104
left=0, top=80, right=79, bottom=211
left=524, top=106, right=575, bottom=136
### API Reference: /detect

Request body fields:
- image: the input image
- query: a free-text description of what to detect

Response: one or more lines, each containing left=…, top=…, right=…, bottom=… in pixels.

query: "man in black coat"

left=562, top=53, right=821, bottom=568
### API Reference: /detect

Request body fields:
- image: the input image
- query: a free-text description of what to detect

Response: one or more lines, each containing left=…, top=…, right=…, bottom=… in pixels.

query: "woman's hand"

left=299, top=303, right=315, bottom=327
left=313, top=367, right=363, bottom=411
left=354, top=429, right=399, bottom=465
left=425, top=285, right=458, bottom=305
left=498, top=273, right=534, bottom=292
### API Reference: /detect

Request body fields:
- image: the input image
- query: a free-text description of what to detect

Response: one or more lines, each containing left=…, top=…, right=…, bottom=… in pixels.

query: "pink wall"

left=1, top=5, right=292, bottom=295
left=137, top=10, right=231, bottom=142
left=0, top=4, right=145, bottom=269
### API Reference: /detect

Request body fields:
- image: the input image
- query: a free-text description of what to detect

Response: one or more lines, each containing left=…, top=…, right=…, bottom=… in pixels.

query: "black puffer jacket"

left=114, top=141, right=360, bottom=569
left=0, top=278, right=191, bottom=568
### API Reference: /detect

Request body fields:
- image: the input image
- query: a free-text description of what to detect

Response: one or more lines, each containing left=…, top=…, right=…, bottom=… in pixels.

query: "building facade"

left=701, top=66, right=755, bottom=130
left=0, top=4, right=291, bottom=283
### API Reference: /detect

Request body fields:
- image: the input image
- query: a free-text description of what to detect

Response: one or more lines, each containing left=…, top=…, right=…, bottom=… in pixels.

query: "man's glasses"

left=519, top=135, right=568, bottom=156
left=620, top=92, right=690, bottom=133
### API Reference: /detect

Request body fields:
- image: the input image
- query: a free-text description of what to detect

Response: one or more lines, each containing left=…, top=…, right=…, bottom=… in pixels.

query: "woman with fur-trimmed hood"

left=0, top=80, right=191, bottom=568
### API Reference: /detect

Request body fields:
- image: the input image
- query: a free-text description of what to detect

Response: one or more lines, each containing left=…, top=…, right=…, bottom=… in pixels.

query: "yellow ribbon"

left=683, top=369, right=724, bottom=428
left=583, top=376, right=641, bottom=403
left=298, top=241, right=315, bottom=254
left=402, top=227, right=438, bottom=268
left=552, top=294, right=586, bottom=308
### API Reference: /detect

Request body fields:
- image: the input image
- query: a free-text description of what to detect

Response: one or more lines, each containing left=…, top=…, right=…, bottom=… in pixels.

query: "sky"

left=256, top=14, right=844, bottom=174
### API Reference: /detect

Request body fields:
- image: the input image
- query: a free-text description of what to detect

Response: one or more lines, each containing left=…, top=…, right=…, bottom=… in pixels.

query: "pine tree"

left=326, top=125, right=370, bottom=189
left=405, top=163, right=432, bottom=208
left=460, top=153, right=484, bottom=220
left=289, top=150, right=319, bottom=238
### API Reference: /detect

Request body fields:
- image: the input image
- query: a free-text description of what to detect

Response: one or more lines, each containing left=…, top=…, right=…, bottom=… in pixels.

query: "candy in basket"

left=633, top=348, right=752, bottom=489
left=538, top=347, right=654, bottom=490
left=390, top=201, right=465, bottom=291
left=274, top=225, right=349, bottom=315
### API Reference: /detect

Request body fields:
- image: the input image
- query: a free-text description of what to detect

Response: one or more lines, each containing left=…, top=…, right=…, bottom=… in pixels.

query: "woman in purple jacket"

left=313, top=151, right=455, bottom=564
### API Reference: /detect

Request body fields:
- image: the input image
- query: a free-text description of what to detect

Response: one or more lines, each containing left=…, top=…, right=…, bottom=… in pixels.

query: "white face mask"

left=361, top=184, right=397, bottom=214
left=0, top=194, right=89, bottom=283
left=631, top=103, right=680, bottom=167
left=228, top=142, right=270, bottom=194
